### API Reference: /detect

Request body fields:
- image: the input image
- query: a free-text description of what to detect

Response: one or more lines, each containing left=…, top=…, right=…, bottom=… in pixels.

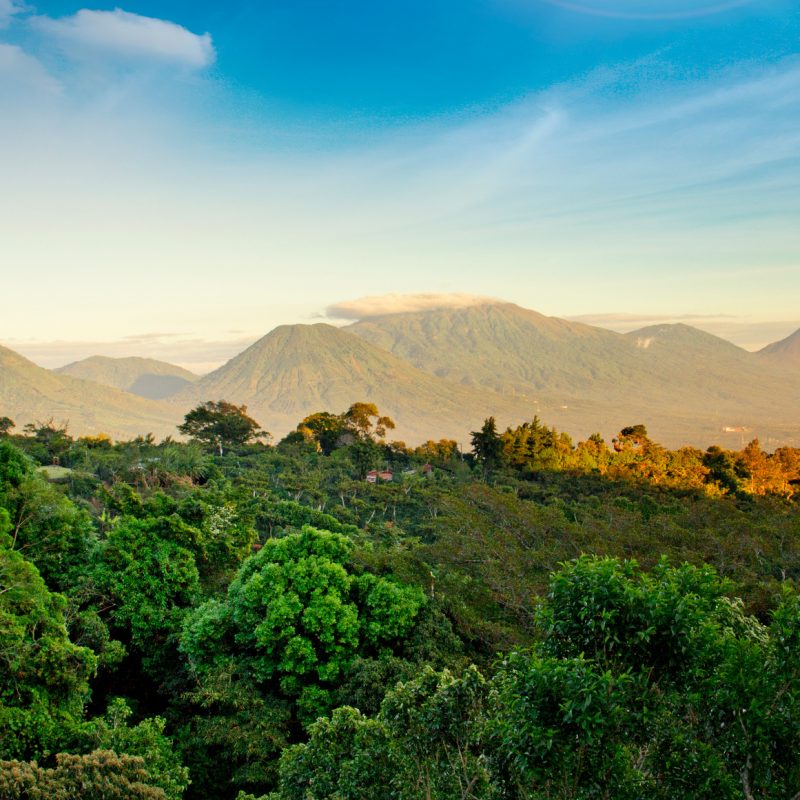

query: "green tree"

left=470, top=417, right=504, bottom=474
left=77, top=699, right=189, bottom=800
left=180, top=526, right=425, bottom=796
left=182, top=526, right=425, bottom=723
left=92, top=516, right=200, bottom=678
left=0, top=526, right=96, bottom=760
left=178, top=401, right=268, bottom=455
left=273, top=706, right=394, bottom=800
left=272, top=666, right=493, bottom=800
left=0, top=417, right=14, bottom=437
left=0, top=442, right=95, bottom=591
left=703, top=445, right=750, bottom=495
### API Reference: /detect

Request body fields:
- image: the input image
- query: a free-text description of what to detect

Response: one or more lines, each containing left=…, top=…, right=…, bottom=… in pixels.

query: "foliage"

left=77, top=699, right=190, bottom=800
left=178, top=401, right=268, bottom=455
left=0, top=535, right=96, bottom=760
left=1, top=411, right=799, bottom=800
left=0, top=442, right=96, bottom=591
left=0, top=750, right=168, bottom=800
left=182, top=526, right=425, bottom=723
left=272, top=666, right=492, bottom=800
left=92, top=515, right=200, bottom=677
left=471, top=417, right=503, bottom=473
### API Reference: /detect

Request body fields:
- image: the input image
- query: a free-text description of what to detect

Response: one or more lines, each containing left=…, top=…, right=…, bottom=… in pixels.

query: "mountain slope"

left=347, top=302, right=640, bottom=397
left=347, top=305, right=800, bottom=447
left=174, top=323, right=539, bottom=443
left=56, top=356, right=198, bottom=400
left=0, top=345, right=181, bottom=439
left=757, top=328, right=800, bottom=367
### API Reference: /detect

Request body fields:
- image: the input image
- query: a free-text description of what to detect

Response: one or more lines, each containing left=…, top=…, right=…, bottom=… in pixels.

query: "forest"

left=1, top=401, right=799, bottom=799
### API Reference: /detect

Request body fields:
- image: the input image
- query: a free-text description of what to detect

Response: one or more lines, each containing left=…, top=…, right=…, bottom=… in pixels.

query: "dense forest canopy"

left=1, top=401, right=799, bottom=799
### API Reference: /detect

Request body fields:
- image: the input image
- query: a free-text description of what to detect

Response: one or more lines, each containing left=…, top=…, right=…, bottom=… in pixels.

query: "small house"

left=366, top=469, right=393, bottom=483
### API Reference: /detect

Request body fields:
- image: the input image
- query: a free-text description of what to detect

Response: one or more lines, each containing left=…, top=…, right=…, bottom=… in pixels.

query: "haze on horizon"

left=2, top=0, right=799, bottom=369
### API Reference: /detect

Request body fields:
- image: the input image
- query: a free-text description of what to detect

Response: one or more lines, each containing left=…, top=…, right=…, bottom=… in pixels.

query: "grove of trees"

left=1, top=402, right=799, bottom=798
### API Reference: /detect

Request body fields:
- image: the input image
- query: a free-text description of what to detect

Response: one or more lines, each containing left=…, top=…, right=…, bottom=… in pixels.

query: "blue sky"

left=1, top=0, right=798, bottom=369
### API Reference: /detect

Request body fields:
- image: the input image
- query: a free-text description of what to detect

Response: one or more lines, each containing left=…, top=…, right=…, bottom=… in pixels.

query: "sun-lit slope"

left=757, top=328, right=800, bottom=368
left=56, top=355, right=198, bottom=400
left=0, top=344, right=181, bottom=439
left=174, top=323, right=540, bottom=443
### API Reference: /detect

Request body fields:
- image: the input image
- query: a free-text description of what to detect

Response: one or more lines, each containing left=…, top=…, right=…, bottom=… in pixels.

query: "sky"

left=1, top=0, right=799, bottom=370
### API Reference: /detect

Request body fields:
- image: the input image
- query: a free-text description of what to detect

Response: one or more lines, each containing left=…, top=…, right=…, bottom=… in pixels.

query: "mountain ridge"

left=0, top=345, right=181, bottom=439
left=56, top=355, right=198, bottom=400
left=173, top=323, right=540, bottom=444
left=4, top=304, right=800, bottom=448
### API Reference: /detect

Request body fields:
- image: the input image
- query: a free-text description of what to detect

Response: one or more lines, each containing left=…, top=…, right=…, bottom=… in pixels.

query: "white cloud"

left=0, top=43, right=60, bottom=94
left=34, top=8, right=215, bottom=68
left=0, top=0, right=26, bottom=29
left=326, top=293, right=500, bottom=320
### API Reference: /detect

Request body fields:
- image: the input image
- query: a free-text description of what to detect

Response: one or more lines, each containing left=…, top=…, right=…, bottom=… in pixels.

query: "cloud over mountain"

left=326, top=293, right=499, bottom=321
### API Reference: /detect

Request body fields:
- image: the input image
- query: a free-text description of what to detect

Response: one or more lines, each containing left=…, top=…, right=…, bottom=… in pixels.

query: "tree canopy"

left=1, top=409, right=799, bottom=800
left=178, top=401, right=267, bottom=455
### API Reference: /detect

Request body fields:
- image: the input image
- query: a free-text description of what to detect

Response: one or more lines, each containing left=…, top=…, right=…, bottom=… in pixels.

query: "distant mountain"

left=347, top=305, right=800, bottom=447
left=56, top=356, right=198, bottom=400
left=0, top=345, right=180, bottom=440
left=174, top=323, right=539, bottom=444
left=5, top=306, right=800, bottom=449
left=757, top=329, right=800, bottom=367
left=347, top=302, right=638, bottom=397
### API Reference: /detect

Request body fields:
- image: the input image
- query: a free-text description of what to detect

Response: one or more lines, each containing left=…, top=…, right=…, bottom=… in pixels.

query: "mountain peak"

left=179, top=322, right=525, bottom=442
left=56, top=355, right=197, bottom=400
left=625, top=323, right=746, bottom=355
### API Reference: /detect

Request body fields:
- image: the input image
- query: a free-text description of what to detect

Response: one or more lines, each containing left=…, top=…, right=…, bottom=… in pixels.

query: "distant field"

left=37, top=465, right=74, bottom=481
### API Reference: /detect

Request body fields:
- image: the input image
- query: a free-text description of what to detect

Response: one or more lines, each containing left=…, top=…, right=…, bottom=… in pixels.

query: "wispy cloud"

left=541, top=0, right=756, bottom=21
left=0, top=0, right=26, bottom=29
left=568, top=312, right=737, bottom=325
left=326, top=293, right=499, bottom=320
left=32, top=8, right=215, bottom=68
left=0, top=23, right=798, bottom=345
left=0, top=42, right=59, bottom=95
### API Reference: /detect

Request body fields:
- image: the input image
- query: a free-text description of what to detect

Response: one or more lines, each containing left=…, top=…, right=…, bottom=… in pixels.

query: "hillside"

left=757, top=328, right=800, bottom=368
left=347, top=302, right=640, bottom=397
left=173, top=323, right=541, bottom=444
left=0, top=344, right=181, bottom=440
left=4, top=309, right=800, bottom=449
left=56, top=355, right=198, bottom=399
left=347, top=305, right=800, bottom=447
